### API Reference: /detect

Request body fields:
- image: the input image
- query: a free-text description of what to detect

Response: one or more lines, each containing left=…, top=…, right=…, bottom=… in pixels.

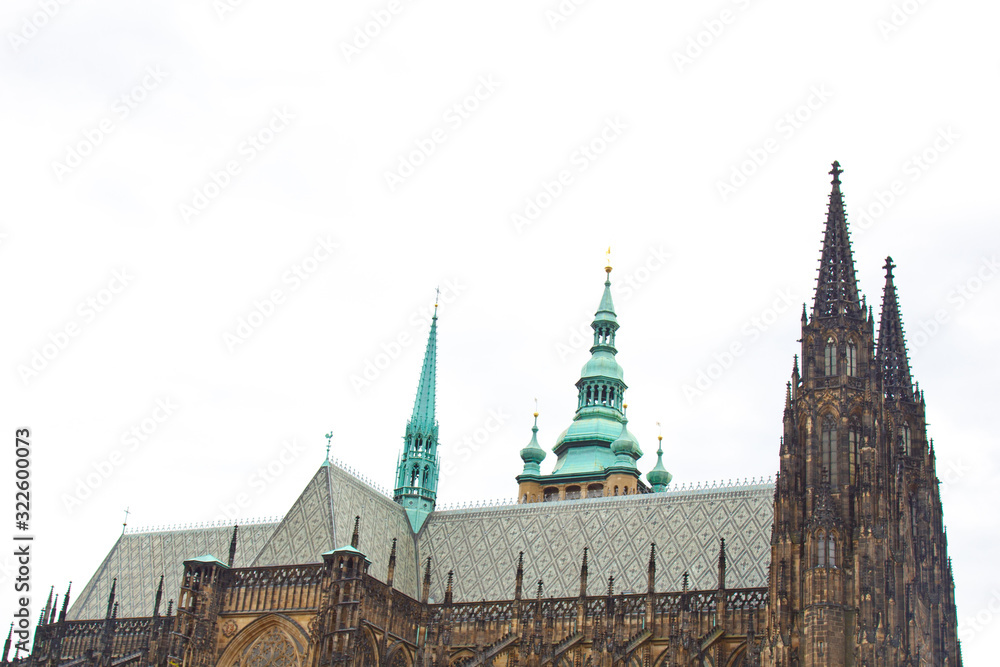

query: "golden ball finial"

left=605, top=246, right=612, bottom=273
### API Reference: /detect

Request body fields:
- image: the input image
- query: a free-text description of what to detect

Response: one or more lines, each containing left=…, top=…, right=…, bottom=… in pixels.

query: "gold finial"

left=656, top=421, right=663, bottom=443
left=533, top=397, right=539, bottom=418
left=605, top=246, right=612, bottom=274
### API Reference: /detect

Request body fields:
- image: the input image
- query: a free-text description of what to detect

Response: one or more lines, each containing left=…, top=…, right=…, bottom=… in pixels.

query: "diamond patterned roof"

left=68, top=467, right=773, bottom=618
left=68, top=521, right=278, bottom=620
left=417, top=483, right=774, bottom=602
left=252, top=463, right=419, bottom=599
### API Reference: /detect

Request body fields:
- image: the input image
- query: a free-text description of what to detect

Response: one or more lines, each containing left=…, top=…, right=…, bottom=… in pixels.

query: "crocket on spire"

left=813, top=161, right=862, bottom=319
left=877, top=256, right=914, bottom=401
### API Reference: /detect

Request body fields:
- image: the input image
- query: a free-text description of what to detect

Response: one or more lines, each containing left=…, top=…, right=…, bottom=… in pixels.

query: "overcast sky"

left=2, top=0, right=998, bottom=661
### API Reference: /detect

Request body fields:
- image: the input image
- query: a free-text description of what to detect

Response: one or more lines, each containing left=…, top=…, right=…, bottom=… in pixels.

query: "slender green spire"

left=394, top=296, right=441, bottom=533
left=411, top=302, right=438, bottom=431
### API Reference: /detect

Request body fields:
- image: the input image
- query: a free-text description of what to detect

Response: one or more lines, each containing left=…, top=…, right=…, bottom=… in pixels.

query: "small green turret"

left=519, top=409, right=546, bottom=474
left=647, top=432, right=672, bottom=492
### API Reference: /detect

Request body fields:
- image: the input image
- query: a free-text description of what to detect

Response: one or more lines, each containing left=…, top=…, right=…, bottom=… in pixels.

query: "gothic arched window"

left=849, top=422, right=860, bottom=485
left=824, top=338, right=837, bottom=376
left=821, top=415, right=838, bottom=486
left=847, top=341, right=858, bottom=376
left=816, top=532, right=836, bottom=568
left=902, top=423, right=912, bottom=456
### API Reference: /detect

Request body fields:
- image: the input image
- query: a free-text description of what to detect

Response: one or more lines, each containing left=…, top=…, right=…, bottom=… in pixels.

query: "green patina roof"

left=554, top=415, right=625, bottom=451
left=593, top=273, right=617, bottom=325
left=184, top=554, right=228, bottom=568
left=323, top=544, right=373, bottom=564
left=580, top=352, right=624, bottom=382
left=647, top=441, right=672, bottom=488
left=610, top=419, right=642, bottom=460
left=410, top=308, right=438, bottom=433
left=550, top=444, right=619, bottom=475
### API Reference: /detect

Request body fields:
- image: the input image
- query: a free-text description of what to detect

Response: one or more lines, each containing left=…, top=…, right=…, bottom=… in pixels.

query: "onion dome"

left=520, top=410, right=546, bottom=473
left=610, top=409, right=642, bottom=462
left=647, top=434, right=672, bottom=492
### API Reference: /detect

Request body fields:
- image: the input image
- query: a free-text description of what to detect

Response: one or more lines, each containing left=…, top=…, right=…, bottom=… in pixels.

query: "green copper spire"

left=394, top=298, right=440, bottom=533
left=411, top=300, right=438, bottom=430
left=647, top=429, right=672, bottom=492
left=550, top=263, right=632, bottom=476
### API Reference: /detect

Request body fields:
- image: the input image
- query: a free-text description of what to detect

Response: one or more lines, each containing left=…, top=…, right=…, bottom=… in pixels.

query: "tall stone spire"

left=813, top=161, right=862, bottom=319
left=877, top=257, right=914, bottom=401
left=394, top=295, right=441, bottom=532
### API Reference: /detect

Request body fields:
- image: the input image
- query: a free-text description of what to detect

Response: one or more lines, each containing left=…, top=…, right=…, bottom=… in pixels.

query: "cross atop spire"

left=813, top=161, right=862, bottom=319
left=830, top=160, right=843, bottom=184
left=877, top=256, right=914, bottom=401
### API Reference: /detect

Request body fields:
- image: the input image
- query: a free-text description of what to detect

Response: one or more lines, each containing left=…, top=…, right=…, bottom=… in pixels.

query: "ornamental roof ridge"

left=430, top=477, right=775, bottom=515
left=327, top=456, right=394, bottom=499
left=123, top=515, right=283, bottom=535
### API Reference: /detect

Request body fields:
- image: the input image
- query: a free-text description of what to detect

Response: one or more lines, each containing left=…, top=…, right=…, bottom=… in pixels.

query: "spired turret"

left=393, top=297, right=441, bottom=532
left=516, top=258, right=652, bottom=502
left=646, top=433, right=672, bottom=492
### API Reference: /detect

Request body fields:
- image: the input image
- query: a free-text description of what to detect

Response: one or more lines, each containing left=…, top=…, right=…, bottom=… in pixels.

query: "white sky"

left=2, top=0, right=998, bottom=661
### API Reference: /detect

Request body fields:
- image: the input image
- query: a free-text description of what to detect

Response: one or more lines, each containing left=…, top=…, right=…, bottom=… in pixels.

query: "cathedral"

left=10, top=162, right=962, bottom=666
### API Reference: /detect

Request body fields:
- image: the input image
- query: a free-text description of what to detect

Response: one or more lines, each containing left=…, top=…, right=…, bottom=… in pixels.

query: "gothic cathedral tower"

left=764, top=163, right=961, bottom=667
